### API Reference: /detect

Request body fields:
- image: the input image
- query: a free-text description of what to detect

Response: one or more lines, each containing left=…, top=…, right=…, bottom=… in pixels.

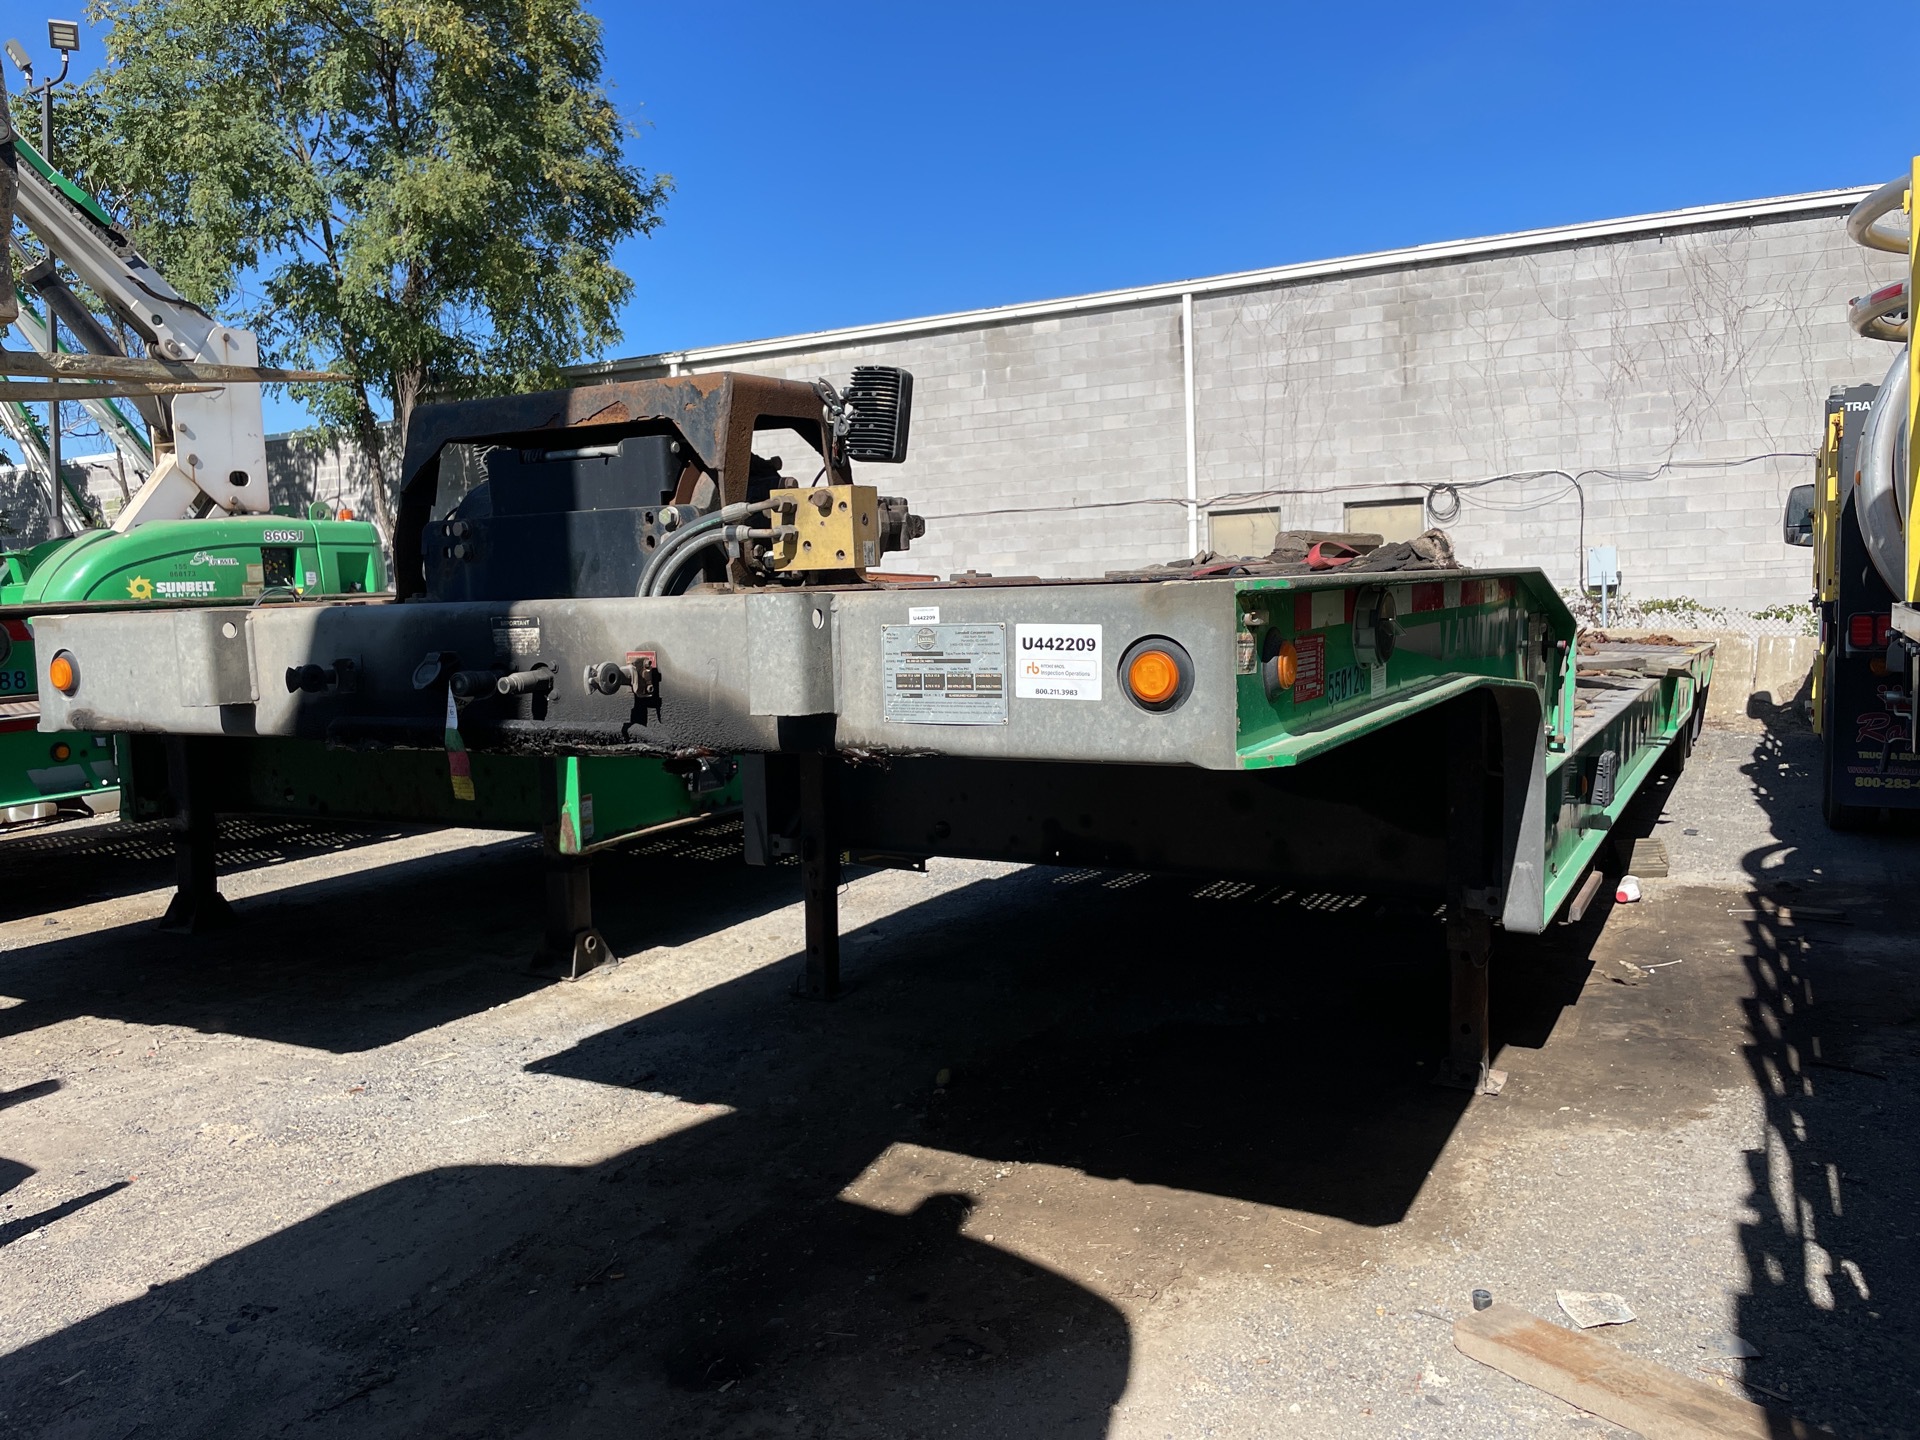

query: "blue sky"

left=606, top=0, right=1919, bottom=354
left=13, top=0, right=1920, bottom=448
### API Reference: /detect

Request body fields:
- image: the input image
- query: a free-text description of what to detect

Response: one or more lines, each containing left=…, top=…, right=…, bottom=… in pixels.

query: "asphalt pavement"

left=0, top=707, right=1914, bottom=1438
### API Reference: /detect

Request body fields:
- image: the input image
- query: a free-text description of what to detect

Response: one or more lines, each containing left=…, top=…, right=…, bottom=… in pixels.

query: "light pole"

left=3, top=20, right=81, bottom=537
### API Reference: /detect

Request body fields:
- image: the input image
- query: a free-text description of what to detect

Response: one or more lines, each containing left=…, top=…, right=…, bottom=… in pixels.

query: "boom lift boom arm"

left=4, top=114, right=271, bottom=529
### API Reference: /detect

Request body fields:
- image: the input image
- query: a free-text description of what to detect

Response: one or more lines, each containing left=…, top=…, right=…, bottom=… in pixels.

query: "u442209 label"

left=1014, top=624, right=1102, bottom=701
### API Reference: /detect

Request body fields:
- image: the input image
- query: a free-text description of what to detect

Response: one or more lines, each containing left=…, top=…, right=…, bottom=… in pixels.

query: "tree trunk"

left=392, top=363, right=422, bottom=520
left=350, top=364, right=426, bottom=551
left=350, top=387, right=393, bottom=545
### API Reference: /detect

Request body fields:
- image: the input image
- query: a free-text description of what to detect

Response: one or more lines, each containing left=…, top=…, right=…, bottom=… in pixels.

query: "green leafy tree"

left=70, top=0, right=668, bottom=537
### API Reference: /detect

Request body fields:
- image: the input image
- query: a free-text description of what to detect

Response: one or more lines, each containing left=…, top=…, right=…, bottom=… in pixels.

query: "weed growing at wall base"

left=1561, top=591, right=1816, bottom=637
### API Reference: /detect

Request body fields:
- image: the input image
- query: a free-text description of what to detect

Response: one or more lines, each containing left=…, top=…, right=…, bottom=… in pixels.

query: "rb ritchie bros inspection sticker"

left=1014, top=623, right=1102, bottom=701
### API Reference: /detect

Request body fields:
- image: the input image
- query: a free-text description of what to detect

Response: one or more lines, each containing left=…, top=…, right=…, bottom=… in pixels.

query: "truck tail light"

left=1847, top=612, right=1893, bottom=651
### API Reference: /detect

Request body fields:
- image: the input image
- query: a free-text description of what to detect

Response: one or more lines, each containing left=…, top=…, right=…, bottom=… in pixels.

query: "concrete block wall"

left=1600, top=627, right=1816, bottom=724
left=665, top=204, right=1895, bottom=608
left=256, top=192, right=1895, bottom=614
left=672, top=305, right=1192, bottom=580
left=1192, top=217, right=1888, bottom=609
left=265, top=432, right=390, bottom=522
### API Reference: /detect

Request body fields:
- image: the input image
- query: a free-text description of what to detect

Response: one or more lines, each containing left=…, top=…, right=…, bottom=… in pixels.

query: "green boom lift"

left=0, top=79, right=384, bottom=824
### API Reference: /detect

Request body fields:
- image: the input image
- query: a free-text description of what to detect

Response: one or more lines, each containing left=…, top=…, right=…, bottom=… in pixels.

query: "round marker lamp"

left=1119, top=636, right=1193, bottom=712
left=1270, top=640, right=1297, bottom=690
left=48, top=651, right=77, bottom=695
left=1260, top=631, right=1298, bottom=700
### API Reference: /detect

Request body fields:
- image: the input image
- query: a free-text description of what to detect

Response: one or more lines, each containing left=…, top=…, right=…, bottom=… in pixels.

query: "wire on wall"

left=919, top=451, right=1813, bottom=582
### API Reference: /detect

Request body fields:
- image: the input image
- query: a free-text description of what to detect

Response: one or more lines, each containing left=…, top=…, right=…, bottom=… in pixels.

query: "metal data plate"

left=881, top=623, right=1007, bottom=725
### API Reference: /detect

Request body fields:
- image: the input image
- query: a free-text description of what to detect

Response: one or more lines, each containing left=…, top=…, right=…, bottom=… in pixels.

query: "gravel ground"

left=0, top=711, right=1915, bottom=1438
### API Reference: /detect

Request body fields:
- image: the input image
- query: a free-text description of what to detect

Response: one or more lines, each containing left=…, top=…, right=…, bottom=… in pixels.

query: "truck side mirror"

left=1782, top=483, right=1815, bottom=546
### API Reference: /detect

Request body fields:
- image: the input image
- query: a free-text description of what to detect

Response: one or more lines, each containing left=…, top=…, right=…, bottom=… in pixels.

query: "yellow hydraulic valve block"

left=768, top=484, right=882, bottom=575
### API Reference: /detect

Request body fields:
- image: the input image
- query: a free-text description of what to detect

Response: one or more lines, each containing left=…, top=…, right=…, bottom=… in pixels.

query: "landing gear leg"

left=535, top=849, right=610, bottom=980
left=797, top=752, right=840, bottom=1000
left=158, top=737, right=233, bottom=934
left=1436, top=697, right=1504, bottom=1095
left=1438, top=907, right=1495, bottom=1092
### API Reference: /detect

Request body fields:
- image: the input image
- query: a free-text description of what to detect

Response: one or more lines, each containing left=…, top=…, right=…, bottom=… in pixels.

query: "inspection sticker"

left=1014, top=623, right=1102, bottom=701
left=883, top=623, right=1007, bottom=725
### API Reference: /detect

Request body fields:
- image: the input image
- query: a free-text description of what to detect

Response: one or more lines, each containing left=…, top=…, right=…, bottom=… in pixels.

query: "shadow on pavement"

left=0, top=814, right=420, bottom=922
left=0, top=851, right=1603, bottom=1437
left=0, top=818, right=793, bottom=1054
left=0, top=1181, right=128, bottom=1250
left=0, top=1077, right=60, bottom=1111
left=1727, top=700, right=1920, bottom=1438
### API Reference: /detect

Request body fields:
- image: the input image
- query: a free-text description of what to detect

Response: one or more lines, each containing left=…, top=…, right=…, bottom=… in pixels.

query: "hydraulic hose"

left=644, top=526, right=795, bottom=597
left=637, top=500, right=783, bottom=597
left=638, top=503, right=747, bottom=597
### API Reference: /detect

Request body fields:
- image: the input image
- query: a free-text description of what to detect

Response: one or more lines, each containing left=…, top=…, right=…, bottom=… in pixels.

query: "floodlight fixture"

left=47, top=19, right=79, bottom=53
left=3, top=38, right=31, bottom=80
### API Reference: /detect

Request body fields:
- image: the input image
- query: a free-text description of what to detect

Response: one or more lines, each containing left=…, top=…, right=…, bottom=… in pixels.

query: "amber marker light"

left=1259, top=633, right=1299, bottom=701
left=1120, top=636, right=1193, bottom=712
left=1128, top=649, right=1180, bottom=705
left=49, top=742, right=70, bottom=762
left=48, top=651, right=77, bottom=695
left=1272, top=640, right=1298, bottom=689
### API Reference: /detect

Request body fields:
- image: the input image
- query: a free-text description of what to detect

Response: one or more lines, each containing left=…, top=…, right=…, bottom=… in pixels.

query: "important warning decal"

left=883, top=623, right=1008, bottom=725
left=1292, top=634, right=1327, bottom=703
left=491, top=616, right=541, bottom=664
left=1014, top=624, right=1102, bottom=701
